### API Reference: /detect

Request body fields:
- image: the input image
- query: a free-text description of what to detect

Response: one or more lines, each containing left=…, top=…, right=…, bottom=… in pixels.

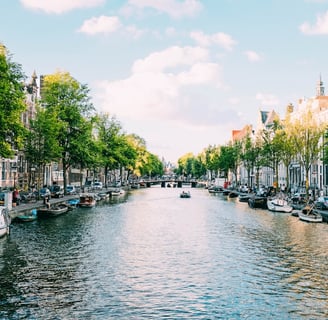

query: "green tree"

left=261, top=119, right=284, bottom=190
left=40, top=71, right=95, bottom=191
left=25, top=106, right=61, bottom=189
left=289, top=106, right=325, bottom=199
left=201, top=145, right=220, bottom=181
left=240, top=133, right=257, bottom=188
left=0, top=44, right=27, bottom=158
left=219, top=142, right=241, bottom=187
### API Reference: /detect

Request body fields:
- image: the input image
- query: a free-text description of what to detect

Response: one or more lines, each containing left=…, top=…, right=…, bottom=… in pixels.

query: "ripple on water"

left=1, top=188, right=328, bottom=319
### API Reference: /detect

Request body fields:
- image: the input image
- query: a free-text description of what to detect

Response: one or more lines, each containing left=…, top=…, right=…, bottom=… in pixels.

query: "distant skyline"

left=1, top=0, right=328, bottom=163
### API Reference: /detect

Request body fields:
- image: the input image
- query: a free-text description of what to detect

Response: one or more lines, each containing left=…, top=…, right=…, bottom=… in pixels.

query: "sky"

left=1, top=0, right=328, bottom=163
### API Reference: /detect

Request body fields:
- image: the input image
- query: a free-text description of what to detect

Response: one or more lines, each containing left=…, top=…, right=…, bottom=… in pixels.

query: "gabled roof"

left=258, top=109, right=279, bottom=129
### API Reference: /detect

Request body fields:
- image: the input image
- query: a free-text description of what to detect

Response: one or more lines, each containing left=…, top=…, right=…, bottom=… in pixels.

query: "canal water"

left=1, top=187, right=328, bottom=319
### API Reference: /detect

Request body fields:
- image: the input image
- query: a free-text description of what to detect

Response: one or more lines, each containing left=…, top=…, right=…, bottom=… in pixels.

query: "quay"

left=9, top=195, right=79, bottom=220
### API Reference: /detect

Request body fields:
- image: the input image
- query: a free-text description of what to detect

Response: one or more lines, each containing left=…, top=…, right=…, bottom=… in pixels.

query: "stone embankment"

left=9, top=195, right=79, bottom=220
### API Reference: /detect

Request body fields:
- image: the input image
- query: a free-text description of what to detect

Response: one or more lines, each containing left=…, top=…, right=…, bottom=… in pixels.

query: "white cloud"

left=300, top=10, right=328, bottom=34
left=20, top=0, right=104, bottom=14
left=132, top=46, right=209, bottom=73
left=255, top=93, right=279, bottom=106
left=190, top=31, right=237, bottom=51
left=77, top=16, right=122, bottom=35
left=94, top=46, right=224, bottom=126
left=124, top=0, right=203, bottom=18
left=244, top=50, right=261, bottom=62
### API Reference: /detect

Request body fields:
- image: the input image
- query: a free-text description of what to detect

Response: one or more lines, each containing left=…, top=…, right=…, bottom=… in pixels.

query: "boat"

left=97, top=192, right=110, bottom=200
left=298, top=205, right=323, bottom=223
left=180, top=190, right=191, bottom=198
left=16, top=209, right=37, bottom=222
left=238, top=193, right=252, bottom=202
left=267, top=197, right=293, bottom=213
left=37, top=203, right=69, bottom=218
left=110, top=188, right=125, bottom=196
left=66, top=198, right=80, bottom=208
left=0, top=206, right=11, bottom=237
left=248, top=194, right=267, bottom=209
left=228, top=191, right=239, bottom=198
left=208, top=185, right=223, bottom=194
left=79, top=194, right=96, bottom=208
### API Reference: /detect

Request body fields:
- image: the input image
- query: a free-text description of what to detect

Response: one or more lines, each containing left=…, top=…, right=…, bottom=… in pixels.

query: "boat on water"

left=66, top=198, right=80, bottom=208
left=79, top=194, right=96, bottom=208
left=110, top=188, right=125, bottom=196
left=228, top=191, right=239, bottom=198
left=0, top=206, right=11, bottom=237
left=298, top=205, right=323, bottom=223
left=180, top=190, right=191, bottom=198
left=37, top=203, right=69, bottom=218
left=248, top=194, right=267, bottom=209
left=238, top=193, right=253, bottom=203
left=16, top=209, right=37, bottom=222
left=208, top=185, right=223, bottom=194
left=267, top=197, right=293, bottom=213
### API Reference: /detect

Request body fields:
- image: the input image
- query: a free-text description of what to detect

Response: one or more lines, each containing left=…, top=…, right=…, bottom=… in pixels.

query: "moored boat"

left=208, top=185, right=223, bottom=194
left=110, top=188, right=125, bottom=196
left=267, top=197, right=293, bottom=213
left=298, top=205, right=323, bottom=223
left=239, top=193, right=252, bottom=202
left=37, top=203, right=69, bottom=218
left=0, top=206, right=10, bottom=237
left=16, top=209, right=37, bottom=222
left=248, top=194, right=267, bottom=209
left=79, top=193, right=96, bottom=208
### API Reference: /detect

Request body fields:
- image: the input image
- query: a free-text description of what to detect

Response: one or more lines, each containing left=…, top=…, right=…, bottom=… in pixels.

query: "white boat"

left=79, top=194, right=96, bottom=208
left=37, top=203, right=69, bottom=218
left=299, top=206, right=323, bottom=223
left=0, top=206, right=11, bottom=237
left=110, top=188, right=125, bottom=196
left=267, top=197, right=293, bottom=213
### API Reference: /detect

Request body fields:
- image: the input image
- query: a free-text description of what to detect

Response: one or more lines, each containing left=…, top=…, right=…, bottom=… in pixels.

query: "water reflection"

left=0, top=187, right=328, bottom=319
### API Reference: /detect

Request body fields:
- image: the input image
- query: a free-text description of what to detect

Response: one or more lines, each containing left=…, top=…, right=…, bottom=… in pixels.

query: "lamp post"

left=11, top=165, right=17, bottom=189
left=30, top=167, right=36, bottom=189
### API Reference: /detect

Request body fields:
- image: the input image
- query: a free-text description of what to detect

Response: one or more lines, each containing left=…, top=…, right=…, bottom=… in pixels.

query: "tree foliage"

left=0, top=44, right=27, bottom=158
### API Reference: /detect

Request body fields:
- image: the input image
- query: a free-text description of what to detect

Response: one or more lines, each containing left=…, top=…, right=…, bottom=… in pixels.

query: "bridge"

left=137, top=180, right=206, bottom=188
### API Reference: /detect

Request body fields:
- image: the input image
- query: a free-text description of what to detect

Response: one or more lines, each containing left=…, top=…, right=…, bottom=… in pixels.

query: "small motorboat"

left=0, top=206, right=11, bottom=237
left=238, top=193, right=252, bottom=203
left=79, top=194, right=96, bottom=208
left=299, top=205, right=323, bottom=223
left=16, top=209, right=37, bottom=222
left=37, top=203, right=69, bottom=218
left=208, top=186, right=223, bottom=194
left=180, top=190, right=191, bottom=198
left=110, top=188, right=125, bottom=197
left=248, top=194, right=267, bottom=209
left=66, top=198, right=80, bottom=208
left=267, top=197, right=293, bottom=213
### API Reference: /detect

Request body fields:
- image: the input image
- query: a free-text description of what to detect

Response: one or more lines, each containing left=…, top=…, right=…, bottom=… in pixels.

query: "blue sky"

left=1, top=0, right=328, bottom=163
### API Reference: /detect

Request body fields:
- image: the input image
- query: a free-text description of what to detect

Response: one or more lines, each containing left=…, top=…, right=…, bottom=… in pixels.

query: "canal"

left=1, top=186, right=328, bottom=319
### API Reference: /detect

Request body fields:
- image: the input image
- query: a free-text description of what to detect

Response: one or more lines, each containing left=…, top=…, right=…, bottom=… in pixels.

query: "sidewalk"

left=9, top=195, right=78, bottom=219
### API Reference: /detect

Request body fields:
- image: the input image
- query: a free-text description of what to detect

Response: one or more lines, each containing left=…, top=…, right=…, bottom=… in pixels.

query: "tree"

left=288, top=106, right=326, bottom=200
left=200, top=145, right=221, bottom=181
left=25, top=106, right=61, bottom=189
left=261, top=119, right=284, bottom=191
left=240, top=133, right=257, bottom=188
left=0, top=44, right=27, bottom=158
left=218, top=142, right=241, bottom=186
left=40, top=71, right=95, bottom=191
